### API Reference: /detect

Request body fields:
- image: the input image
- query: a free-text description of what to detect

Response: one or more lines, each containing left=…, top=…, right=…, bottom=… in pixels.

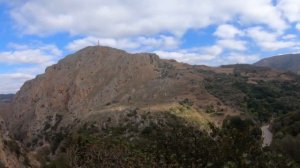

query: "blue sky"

left=0, top=0, right=300, bottom=93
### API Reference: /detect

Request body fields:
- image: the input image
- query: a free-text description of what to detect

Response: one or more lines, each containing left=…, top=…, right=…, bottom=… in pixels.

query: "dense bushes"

left=271, top=112, right=300, bottom=163
left=272, top=134, right=300, bottom=164
left=47, top=113, right=297, bottom=167
left=203, top=67, right=300, bottom=122
left=203, top=66, right=300, bottom=165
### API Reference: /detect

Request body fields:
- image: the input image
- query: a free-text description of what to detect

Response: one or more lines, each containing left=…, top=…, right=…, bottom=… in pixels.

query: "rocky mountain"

left=254, top=53, right=300, bottom=74
left=8, top=46, right=233, bottom=144
left=1, top=46, right=299, bottom=167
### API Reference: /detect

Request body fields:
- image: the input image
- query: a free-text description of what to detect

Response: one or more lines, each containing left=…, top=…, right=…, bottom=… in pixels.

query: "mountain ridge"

left=254, top=53, right=300, bottom=74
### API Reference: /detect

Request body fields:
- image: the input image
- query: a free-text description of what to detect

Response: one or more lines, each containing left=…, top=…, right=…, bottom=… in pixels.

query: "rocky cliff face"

left=9, top=46, right=230, bottom=144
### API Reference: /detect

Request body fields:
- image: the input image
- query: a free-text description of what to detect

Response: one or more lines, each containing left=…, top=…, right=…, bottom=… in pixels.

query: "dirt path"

left=261, top=125, right=273, bottom=147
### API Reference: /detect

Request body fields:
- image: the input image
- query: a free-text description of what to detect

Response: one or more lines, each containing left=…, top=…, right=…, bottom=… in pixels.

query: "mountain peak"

left=9, top=46, right=212, bottom=143
left=56, top=46, right=161, bottom=69
left=77, top=45, right=128, bottom=54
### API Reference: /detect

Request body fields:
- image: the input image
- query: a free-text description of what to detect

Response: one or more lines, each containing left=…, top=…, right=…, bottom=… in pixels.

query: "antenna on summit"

left=97, top=40, right=100, bottom=46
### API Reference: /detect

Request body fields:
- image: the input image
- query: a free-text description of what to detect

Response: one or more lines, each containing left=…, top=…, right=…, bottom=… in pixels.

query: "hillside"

left=254, top=53, right=300, bottom=74
left=1, top=46, right=299, bottom=167
left=271, top=112, right=300, bottom=163
left=8, top=46, right=228, bottom=144
left=0, top=114, right=33, bottom=167
left=203, top=64, right=300, bottom=122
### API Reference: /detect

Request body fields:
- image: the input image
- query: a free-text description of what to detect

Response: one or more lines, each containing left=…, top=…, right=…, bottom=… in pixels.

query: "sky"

left=0, top=0, right=300, bottom=93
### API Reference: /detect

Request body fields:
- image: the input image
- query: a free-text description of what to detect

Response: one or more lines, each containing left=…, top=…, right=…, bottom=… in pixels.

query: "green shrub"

left=179, top=98, right=193, bottom=107
left=204, top=67, right=300, bottom=122
left=49, top=114, right=297, bottom=167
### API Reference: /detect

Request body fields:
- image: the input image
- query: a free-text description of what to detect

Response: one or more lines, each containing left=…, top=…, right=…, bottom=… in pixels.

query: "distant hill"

left=254, top=53, right=300, bottom=74
left=0, top=94, right=14, bottom=103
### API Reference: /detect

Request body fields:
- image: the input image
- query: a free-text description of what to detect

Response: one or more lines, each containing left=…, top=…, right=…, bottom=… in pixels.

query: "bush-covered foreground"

left=271, top=112, right=300, bottom=163
left=45, top=113, right=297, bottom=168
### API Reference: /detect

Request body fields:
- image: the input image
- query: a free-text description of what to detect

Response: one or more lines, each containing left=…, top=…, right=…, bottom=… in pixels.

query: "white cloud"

left=155, top=45, right=223, bottom=64
left=217, top=39, right=247, bottom=51
left=0, top=44, right=62, bottom=64
left=282, top=34, right=297, bottom=40
left=9, top=0, right=287, bottom=38
left=247, top=27, right=277, bottom=42
left=201, top=45, right=223, bottom=57
left=259, top=41, right=296, bottom=51
left=296, top=23, right=300, bottom=31
left=156, top=50, right=216, bottom=65
left=155, top=51, right=210, bottom=64
left=214, top=24, right=244, bottom=39
left=155, top=47, right=261, bottom=66
left=0, top=50, right=51, bottom=64
left=0, top=73, right=34, bottom=93
left=247, top=27, right=296, bottom=51
left=0, top=43, right=62, bottom=93
left=66, top=35, right=179, bottom=52
left=278, top=0, right=300, bottom=23
left=232, top=0, right=286, bottom=30
left=224, top=53, right=260, bottom=64
left=66, top=37, right=138, bottom=52
left=137, top=36, right=179, bottom=50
